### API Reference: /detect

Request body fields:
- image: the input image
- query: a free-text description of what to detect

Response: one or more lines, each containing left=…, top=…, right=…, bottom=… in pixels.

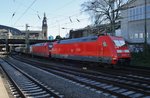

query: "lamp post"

left=62, top=27, right=67, bottom=34
left=56, top=20, right=60, bottom=36
left=25, top=24, right=30, bottom=53
left=62, top=27, right=73, bottom=30
left=5, top=32, right=8, bottom=53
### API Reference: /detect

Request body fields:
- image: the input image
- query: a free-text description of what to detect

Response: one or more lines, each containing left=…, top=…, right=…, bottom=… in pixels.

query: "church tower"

left=41, top=13, right=47, bottom=39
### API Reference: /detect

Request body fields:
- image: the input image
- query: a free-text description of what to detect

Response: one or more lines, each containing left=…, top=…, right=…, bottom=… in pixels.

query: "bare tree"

left=82, top=0, right=127, bottom=35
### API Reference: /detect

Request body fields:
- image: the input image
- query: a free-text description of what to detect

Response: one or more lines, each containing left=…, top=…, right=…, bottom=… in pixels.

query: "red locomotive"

left=51, top=35, right=131, bottom=65
left=31, top=42, right=53, bottom=57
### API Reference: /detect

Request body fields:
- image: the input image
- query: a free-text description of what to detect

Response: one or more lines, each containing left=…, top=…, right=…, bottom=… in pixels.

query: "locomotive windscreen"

left=113, top=40, right=126, bottom=47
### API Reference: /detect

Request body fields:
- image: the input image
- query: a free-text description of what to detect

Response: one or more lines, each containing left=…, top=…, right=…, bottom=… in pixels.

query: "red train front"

left=51, top=35, right=131, bottom=66
left=109, top=36, right=131, bottom=65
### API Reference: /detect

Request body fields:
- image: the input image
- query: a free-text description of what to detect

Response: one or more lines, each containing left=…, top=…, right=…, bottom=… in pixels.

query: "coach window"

left=103, top=41, right=107, bottom=47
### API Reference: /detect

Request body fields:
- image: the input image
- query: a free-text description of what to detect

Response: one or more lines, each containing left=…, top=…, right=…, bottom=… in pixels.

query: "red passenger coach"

left=51, top=35, right=131, bottom=66
left=31, top=42, right=53, bottom=57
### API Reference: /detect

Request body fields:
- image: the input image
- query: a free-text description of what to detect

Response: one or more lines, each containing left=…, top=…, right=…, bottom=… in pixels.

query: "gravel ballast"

left=7, top=57, right=111, bottom=98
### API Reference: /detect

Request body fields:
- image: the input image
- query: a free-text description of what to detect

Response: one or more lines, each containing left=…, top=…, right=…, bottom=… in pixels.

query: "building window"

left=147, top=6, right=150, bottom=18
left=128, top=5, right=149, bottom=21
left=134, top=33, right=138, bottom=39
left=139, top=33, right=144, bottom=38
left=135, top=7, right=139, bottom=20
left=142, top=33, right=149, bottom=38
left=140, top=7, right=144, bottom=19
left=129, top=33, right=133, bottom=39
left=133, top=8, right=136, bottom=20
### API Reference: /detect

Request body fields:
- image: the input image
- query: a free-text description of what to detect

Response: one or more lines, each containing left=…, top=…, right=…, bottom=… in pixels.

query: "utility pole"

left=5, top=31, right=8, bottom=53
left=25, top=24, right=30, bottom=53
left=144, top=0, right=148, bottom=54
left=56, top=20, right=60, bottom=36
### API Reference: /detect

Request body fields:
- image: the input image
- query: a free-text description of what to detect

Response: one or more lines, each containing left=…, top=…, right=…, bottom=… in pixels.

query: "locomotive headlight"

left=117, top=50, right=122, bottom=53
left=113, top=56, right=117, bottom=60
left=113, top=57, right=117, bottom=60
left=124, top=50, right=129, bottom=53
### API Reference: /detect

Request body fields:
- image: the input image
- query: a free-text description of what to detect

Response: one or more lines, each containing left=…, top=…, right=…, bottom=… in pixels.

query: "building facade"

left=121, top=0, right=150, bottom=44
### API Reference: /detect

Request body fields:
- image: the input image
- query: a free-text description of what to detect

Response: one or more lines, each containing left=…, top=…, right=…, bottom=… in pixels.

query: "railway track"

left=0, top=58, right=63, bottom=98
left=11, top=55, right=150, bottom=98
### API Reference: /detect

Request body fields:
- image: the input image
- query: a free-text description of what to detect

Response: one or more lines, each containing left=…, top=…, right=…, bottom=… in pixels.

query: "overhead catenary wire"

left=12, top=0, right=83, bottom=31
left=49, top=3, right=149, bottom=32
left=46, top=0, right=77, bottom=16
left=49, top=17, right=89, bottom=28
left=10, top=0, right=89, bottom=35
left=14, top=0, right=37, bottom=25
left=11, top=0, right=84, bottom=25
left=12, top=0, right=42, bottom=17
left=49, top=10, right=85, bottom=26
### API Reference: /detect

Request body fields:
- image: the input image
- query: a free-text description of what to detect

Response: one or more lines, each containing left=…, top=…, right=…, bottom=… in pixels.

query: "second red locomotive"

left=30, top=42, right=53, bottom=57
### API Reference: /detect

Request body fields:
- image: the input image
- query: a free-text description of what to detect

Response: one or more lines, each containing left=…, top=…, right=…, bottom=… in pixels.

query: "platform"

left=0, top=76, right=9, bottom=98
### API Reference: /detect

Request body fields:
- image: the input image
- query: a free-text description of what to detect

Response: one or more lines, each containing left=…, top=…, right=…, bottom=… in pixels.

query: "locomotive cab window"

left=113, top=40, right=125, bottom=47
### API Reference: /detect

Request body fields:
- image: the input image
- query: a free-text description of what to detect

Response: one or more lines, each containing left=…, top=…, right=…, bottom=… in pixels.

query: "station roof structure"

left=0, top=24, right=22, bottom=34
